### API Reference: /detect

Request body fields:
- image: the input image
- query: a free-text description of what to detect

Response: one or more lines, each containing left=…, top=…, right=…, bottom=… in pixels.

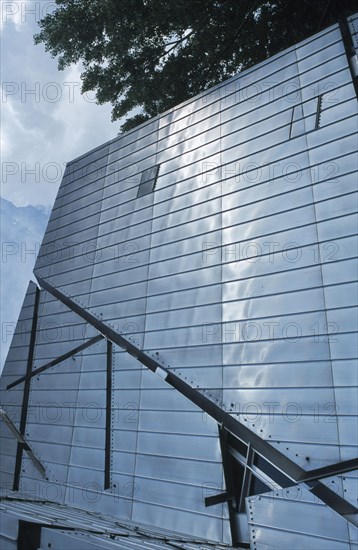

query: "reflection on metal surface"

left=1, top=13, right=358, bottom=550
left=247, top=484, right=357, bottom=549
left=7, top=334, right=104, bottom=390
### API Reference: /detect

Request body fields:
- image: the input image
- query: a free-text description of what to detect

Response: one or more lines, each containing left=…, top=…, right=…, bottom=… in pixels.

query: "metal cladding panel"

left=32, top=98, right=229, bottom=540
left=2, top=15, right=358, bottom=550
left=35, top=144, right=111, bottom=303
left=19, top=294, right=104, bottom=505
left=110, top=344, right=228, bottom=539
left=0, top=282, right=38, bottom=490
left=33, top=291, right=92, bottom=365
left=247, top=486, right=354, bottom=548
left=322, top=473, right=358, bottom=510
left=216, top=21, right=356, bottom=479
left=0, top=511, right=17, bottom=549
left=0, top=282, right=38, bottom=419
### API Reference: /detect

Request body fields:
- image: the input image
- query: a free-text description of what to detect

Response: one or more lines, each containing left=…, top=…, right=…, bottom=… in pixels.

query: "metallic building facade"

left=1, top=14, right=357, bottom=549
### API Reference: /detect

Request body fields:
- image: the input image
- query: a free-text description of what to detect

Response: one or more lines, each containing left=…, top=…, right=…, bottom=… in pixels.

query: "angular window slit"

left=289, top=94, right=325, bottom=138
left=137, top=164, right=160, bottom=197
left=315, top=94, right=323, bottom=129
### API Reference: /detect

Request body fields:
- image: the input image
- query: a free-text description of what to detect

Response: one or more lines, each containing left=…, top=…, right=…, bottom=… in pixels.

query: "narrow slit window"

left=315, top=94, right=323, bottom=129
left=289, top=103, right=305, bottom=139
left=289, top=95, right=323, bottom=139
left=137, top=165, right=160, bottom=198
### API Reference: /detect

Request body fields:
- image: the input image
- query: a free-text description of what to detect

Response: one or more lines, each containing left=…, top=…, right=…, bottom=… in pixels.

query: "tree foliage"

left=35, top=0, right=357, bottom=131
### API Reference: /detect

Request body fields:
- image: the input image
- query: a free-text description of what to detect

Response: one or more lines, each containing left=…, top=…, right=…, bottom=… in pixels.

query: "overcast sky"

left=1, top=0, right=118, bottom=209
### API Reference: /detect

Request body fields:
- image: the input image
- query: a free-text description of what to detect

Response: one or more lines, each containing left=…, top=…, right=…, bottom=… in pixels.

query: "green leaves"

left=34, top=0, right=357, bottom=131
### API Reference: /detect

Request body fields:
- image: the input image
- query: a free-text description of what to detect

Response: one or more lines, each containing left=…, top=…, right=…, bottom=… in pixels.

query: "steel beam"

left=104, top=340, right=112, bottom=490
left=13, top=286, right=40, bottom=491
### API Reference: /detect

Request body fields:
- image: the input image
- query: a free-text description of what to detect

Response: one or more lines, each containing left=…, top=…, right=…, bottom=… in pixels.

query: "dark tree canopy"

left=35, top=0, right=357, bottom=131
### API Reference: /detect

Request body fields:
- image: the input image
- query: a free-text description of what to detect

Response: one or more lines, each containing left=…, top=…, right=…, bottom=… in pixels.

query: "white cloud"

left=1, top=2, right=117, bottom=208
left=0, top=0, right=30, bottom=33
left=50, top=63, right=115, bottom=161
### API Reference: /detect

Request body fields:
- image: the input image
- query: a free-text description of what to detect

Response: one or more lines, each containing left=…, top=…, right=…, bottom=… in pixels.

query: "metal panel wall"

left=19, top=290, right=103, bottom=505
left=247, top=485, right=354, bottom=549
left=2, top=15, right=357, bottom=550
left=0, top=282, right=38, bottom=490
